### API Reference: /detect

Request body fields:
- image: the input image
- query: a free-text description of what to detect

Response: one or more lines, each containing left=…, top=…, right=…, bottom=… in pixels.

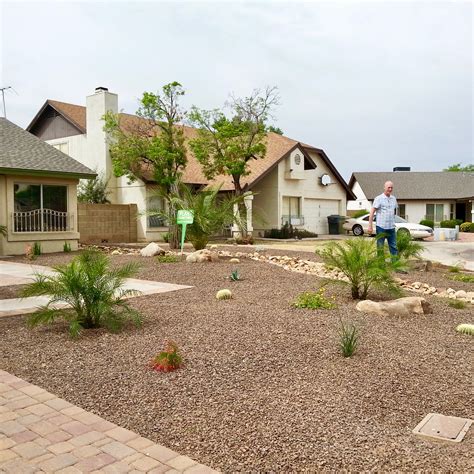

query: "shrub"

left=161, top=232, right=170, bottom=243
left=63, top=242, right=72, bottom=253
left=156, top=254, right=180, bottom=263
left=292, top=288, right=336, bottom=309
left=338, top=320, right=360, bottom=357
left=263, top=224, right=318, bottom=239
left=419, top=219, right=434, bottom=229
left=77, top=172, right=111, bottom=204
left=230, top=270, right=240, bottom=282
left=318, top=239, right=402, bottom=299
left=449, top=265, right=461, bottom=273
left=22, top=250, right=142, bottom=338
left=32, top=242, right=42, bottom=256
left=353, top=209, right=370, bottom=218
left=450, top=273, right=474, bottom=283
left=456, top=323, right=474, bottom=335
left=235, top=236, right=254, bottom=245
left=150, top=341, right=183, bottom=372
left=396, top=231, right=424, bottom=260
left=449, top=300, right=467, bottom=310
left=460, top=222, right=474, bottom=233
left=440, top=219, right=463, bottom=228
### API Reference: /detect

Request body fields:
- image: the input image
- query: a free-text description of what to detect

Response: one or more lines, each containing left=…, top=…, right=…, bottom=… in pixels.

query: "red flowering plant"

left=150, top=341, right=183, bottom=372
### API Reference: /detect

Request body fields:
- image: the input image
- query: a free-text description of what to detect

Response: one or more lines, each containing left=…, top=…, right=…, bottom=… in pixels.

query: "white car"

left=342, top=214, right=433, bottom=239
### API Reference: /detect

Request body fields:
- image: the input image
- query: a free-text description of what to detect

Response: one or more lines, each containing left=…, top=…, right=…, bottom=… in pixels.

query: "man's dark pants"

left=376, top=226, right=398, bottom=257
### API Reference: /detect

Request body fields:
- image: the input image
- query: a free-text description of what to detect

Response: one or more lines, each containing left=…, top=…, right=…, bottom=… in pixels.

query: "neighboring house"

left=348, top=170, right=474, bottom=224
left=0, top=118, right=95, bottom=256
left=27, top=87, right=355, bottom=240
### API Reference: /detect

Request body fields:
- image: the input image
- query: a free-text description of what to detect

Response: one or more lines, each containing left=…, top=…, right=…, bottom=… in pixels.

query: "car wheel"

left=397, top=228, right=410, bottom=238
left=352, top=224, right=364, bottom=236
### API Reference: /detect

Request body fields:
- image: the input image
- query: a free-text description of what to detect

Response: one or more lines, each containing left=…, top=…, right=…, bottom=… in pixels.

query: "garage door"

left=304, top=199, right=340, bottom=234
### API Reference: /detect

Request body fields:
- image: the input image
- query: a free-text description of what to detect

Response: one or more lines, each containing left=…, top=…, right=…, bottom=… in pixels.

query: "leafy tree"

left=103, top=82, right=187, bottom=248
left=77, top=172, right=111, bottom=204
left=267, top=125, right=284, bottom=135
left=22, top=251, right=142, bottom=338
left=318, top=239, right=403, bottom=300
left=444, top=163, right=474, bottom=172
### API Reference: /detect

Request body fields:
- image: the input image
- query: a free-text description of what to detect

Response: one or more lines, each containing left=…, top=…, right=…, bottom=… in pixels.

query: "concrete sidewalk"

left=0, top=370, right=217, bottom=473
left=0, top=262, right=192, bottom=318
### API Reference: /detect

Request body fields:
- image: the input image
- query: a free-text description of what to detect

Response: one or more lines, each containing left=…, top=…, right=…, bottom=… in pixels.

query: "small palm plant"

left=394, top=231, right=424, bottom=261
left=22, top=250, right=142, bottom=337
left=318, top=238, right=402, bottom=299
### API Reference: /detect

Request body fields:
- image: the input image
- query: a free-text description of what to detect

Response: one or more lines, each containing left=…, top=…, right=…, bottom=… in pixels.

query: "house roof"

left=0, top=118, right=96, bottom=179
left=349, top=172, right=474, bottom=200
left=28, top=99, right=355, bottom=198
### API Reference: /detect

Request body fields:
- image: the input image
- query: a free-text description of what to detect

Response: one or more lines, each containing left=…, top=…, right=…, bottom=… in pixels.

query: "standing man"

left=368, top=181, right=398, bottom=258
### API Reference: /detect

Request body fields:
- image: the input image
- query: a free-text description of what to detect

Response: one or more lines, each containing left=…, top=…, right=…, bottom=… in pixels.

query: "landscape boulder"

left=186, top=249, right=219, bottom=263
left=356, top=296, right=431, bottom=316
left=140, top=242, right=165, bottom=257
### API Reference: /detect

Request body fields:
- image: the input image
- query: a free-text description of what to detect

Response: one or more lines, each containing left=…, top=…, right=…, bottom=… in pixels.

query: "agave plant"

left=318, top=238, right=402, bottom=300
left=22, top=250, right=142, bottom=337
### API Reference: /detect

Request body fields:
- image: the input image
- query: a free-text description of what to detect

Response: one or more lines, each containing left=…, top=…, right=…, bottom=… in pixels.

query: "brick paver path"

left=0, top=370, right=217, bottom=473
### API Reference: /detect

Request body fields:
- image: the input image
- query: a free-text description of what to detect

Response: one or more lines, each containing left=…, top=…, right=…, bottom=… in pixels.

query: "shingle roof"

left=350, top=172, right=474, bottom=200
left=31, top=100, right=354, bottom=197
left=0, top=118, right=95, bottom=178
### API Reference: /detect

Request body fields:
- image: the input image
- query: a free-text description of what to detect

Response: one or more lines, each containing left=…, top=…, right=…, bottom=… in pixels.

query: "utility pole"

left=0, top=86, right=12, bottom=118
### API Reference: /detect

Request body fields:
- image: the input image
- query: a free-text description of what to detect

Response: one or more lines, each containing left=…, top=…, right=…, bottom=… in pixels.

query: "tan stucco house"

left=348, top=170, right=474, bottom=224
left=27, top=87, right=355, bottom=240
left=0, top=118, right=95, bottom=256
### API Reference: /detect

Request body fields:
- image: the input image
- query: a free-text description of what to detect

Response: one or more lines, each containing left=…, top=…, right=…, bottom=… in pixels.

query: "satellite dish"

left=320, top=174, right=332, bottom=186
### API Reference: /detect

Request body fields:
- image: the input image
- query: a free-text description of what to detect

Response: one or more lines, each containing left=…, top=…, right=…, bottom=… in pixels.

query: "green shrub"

left=353, top=209, right=370, bottom=218
left=63, top=242, right=72, bottom=253
left=440, top=219, right=463, bottom=228
left=460, top=222, right=474, bottom=233
left=449, top=265, right=461, bottom=273
left=156, top=254, right=180, bottom=263
left=22, top=250, right=142, bottom=338
left=32, top=242, right=42, bottom=256
left=396, top=232, right=424, bottom=260
left=419, top=219, right=434, bottom=229
left=292, top=288, right=336, bottom=309
left=263, top=223, right=318, bottom=239
left=318, top=239, right=402, bottom=299
left=161, top=232, right=170, bottom=243
left=448, top=300, right=467, bottom=309
left=338, top=320, right=360, bottom=357
left=450, top=273, right=474, bottom=283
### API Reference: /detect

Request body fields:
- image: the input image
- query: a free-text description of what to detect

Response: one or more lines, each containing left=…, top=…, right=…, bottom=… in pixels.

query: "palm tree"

left=22, top=250, right=142, bottom=337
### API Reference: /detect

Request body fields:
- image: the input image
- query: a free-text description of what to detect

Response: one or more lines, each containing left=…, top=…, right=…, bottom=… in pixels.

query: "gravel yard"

left=1, top=249, right=473, bottom=472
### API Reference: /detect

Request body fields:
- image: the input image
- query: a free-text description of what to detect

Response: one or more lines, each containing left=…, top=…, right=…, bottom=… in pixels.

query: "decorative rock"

left=209, top=245, right=218, bottom=250
left=356, top=297, right=431, bottom=316
left=229, top=258, right=240, bottom=263
left=216, top=289, right=232, bottom=300
left=186, top=249, right=219, bottom=263
left=140, top=242, right=165, bottom=257
left=455, top=290, right=467, bottom=299
left=111, top=249, right=122, bottom=255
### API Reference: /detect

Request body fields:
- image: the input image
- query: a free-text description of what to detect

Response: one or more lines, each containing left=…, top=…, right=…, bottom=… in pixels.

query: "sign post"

left=176, top=210, right=194, bottom=255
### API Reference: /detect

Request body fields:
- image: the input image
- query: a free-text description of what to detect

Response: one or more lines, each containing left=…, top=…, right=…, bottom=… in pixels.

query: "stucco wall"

left=252, top=168, right=279, bottom=232
left=0, top=174, right=80, bottom=256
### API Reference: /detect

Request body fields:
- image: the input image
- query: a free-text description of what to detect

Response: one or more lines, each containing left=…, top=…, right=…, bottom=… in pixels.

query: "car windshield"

left=395, top=216, right=408, bottom=223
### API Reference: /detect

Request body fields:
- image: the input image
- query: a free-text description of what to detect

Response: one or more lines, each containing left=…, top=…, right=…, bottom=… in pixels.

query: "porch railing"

left=12, top=209, right=72, bottom=233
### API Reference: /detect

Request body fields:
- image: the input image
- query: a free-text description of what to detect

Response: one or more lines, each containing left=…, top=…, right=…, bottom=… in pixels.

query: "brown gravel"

left=1, top=250, right=473, bottom=473
left=0, top=284, right=27, bottom=300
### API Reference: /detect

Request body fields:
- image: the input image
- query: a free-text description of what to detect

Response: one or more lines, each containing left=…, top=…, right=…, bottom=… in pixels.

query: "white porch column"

left=231, top=203, right=241, bottom=238
left=244, top=192, right=254, bottom=235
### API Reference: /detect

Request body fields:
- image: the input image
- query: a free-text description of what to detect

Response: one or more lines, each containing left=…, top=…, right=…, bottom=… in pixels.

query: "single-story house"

left=27, top=87, right=355, bottom=241
left=348, top=170, right=474, bottom=224
left=0, top=117, right=95, bottom=255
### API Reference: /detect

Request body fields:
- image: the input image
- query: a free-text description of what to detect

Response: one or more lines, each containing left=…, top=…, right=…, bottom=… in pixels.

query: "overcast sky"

left=1, top=0, right=472, bottom=180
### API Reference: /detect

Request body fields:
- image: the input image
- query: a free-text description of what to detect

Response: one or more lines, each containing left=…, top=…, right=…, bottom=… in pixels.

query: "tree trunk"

left=168, top=182, right=180, bottom=249
left=232, top=176, right=247, bottom=237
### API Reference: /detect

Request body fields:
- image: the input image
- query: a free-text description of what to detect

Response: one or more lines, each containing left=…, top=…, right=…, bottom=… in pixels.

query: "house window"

left=282, top=196, right=303, bottom=225
left=147, top=195, right=166, bottom=228
left=449, top=203, right=455, bottom=220
left=52, top=142, right=69, bottom=154
left=397, top=204, right=406, bottom=220
left=426, top=203, right=444, bottom=223
left=14, top=183, right=69, bottom=232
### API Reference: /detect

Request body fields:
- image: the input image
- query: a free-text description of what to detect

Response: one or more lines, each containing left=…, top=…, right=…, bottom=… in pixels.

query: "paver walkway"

left=0, top=370, right=217, bottom=473
left=0, top=262, right=192, bottom=318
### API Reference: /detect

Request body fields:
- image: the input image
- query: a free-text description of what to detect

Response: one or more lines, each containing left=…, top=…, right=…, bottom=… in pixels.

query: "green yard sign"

left=176, top=210, right=194, bottom=254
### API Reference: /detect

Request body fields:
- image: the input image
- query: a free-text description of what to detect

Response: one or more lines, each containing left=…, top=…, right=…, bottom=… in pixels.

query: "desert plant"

left=161, top=232, right=170, bottom=243
left=450, top=273, right=474, bottom=283
left=353, top=209, right=370, bottom=218
left=419, top=219, right=434, bottom=229
left=77, top=172, right=111, bottom=204
left=396, top=231, right=424, bottom=260
left=230, top=270, right=240, bottom=281
left=318, top=239, right=402, bottom=299
left=156, top=254, right=180, bottom=263
left=449, top=264, right=461, bottom=273
left=150, top=341, right=183, bottom=372
left=63, top=242, right=72, bottom=253
left=448, top=300, right=467, bottom=309
left=338, top=320, right=360, bottom=357
left=32, top=242, right=42, bottom=256
left=22, top=250, right=142, bottom=338
left=293, top=288, right=336, bottom=309
left=456, top=323, right=474, bottom=335
left=216, top=289, right=232, bottom=300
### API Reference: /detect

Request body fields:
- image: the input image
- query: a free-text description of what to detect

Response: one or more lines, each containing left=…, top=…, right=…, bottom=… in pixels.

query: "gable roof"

left=28, top=99, right=354, bottom=198
left=0, top=118, right=95, bottom=179
left=350, top=172, right=474, bottom=200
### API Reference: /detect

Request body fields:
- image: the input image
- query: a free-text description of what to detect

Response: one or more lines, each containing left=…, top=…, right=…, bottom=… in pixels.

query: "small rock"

left=229, top=258, right=240, bottom=263
left=140, top=242, right=165, bottom=257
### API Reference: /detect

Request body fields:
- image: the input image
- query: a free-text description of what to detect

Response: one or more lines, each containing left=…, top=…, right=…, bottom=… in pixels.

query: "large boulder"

left=356, top=296, right=431, bottom=316
left=186, top=249, right=219, bottom=263
left=140, top=242, right=165, bottom=257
